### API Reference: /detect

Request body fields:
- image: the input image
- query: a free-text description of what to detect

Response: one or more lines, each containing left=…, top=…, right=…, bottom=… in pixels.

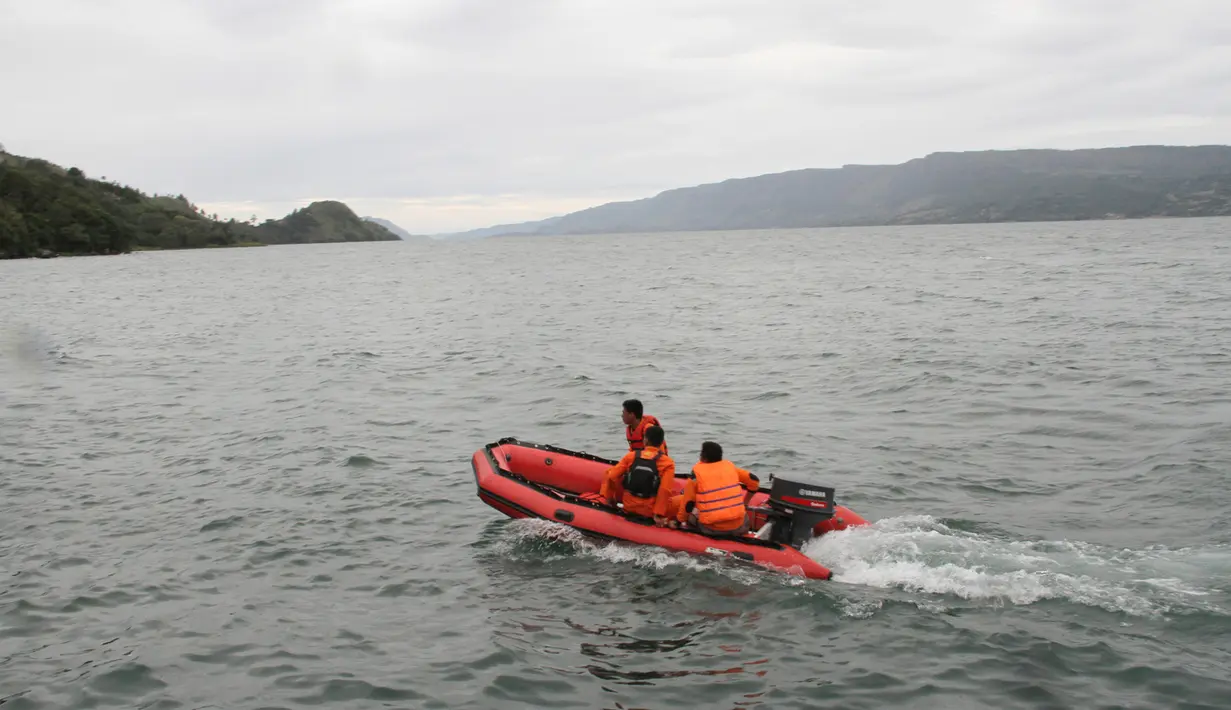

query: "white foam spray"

left=491, top=517, right=1229, bottom=619
left=804, top=515, right=1230, bottom=618
left=494, top=518, right=769, bottom=585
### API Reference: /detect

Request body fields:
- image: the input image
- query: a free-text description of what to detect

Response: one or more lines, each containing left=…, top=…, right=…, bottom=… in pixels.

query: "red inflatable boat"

left=471, top=437, right=869, bottom=580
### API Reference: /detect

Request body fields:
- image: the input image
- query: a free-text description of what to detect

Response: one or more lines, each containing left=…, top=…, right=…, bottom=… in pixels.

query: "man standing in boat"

left=622, top=399, right=667, bottom=454
left=670, top=441, right=760, bottom=536
left=600, top=425, right=677, bottom=527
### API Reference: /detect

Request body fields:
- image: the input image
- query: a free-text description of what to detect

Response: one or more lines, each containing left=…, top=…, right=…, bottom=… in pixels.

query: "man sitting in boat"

left=599, top=425, right=677, bottom=527
left=622, top=398, right=667, bottom=454
left=670, top=441, right=760, bottom=537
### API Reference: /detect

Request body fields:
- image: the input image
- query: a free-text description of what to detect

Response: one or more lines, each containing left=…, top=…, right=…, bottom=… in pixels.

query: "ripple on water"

left=2, top=222, right=1231, bottom=709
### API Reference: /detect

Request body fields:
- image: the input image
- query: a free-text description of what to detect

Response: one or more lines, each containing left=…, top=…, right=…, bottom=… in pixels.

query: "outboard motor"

left=760, top=477, right=837, bottom=549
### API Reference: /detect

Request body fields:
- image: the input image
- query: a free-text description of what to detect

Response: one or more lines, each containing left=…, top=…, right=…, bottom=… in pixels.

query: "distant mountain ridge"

left=362, top=216, right=433, bottom=242
left=437, top=215, right=564, bottom=241
left=441, top=145, right=1231, bottom=239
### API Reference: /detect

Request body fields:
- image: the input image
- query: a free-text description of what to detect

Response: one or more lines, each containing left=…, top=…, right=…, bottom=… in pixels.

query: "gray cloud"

left=2, top=0, right=1228, bottom=232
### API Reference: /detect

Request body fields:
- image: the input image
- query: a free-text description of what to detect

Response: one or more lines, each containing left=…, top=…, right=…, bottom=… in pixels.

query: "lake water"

left=2, top=218, right=1230, bottom=709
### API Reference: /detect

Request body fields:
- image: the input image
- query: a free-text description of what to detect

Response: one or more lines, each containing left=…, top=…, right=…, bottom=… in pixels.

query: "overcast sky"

left=3, top=0, right=1229, bottom=234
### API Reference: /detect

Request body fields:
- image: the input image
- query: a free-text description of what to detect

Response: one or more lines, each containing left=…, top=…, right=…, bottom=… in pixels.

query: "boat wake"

left=491, top=516, right=1230, bottom=620
left=805, top=515, right=1231, bottom=618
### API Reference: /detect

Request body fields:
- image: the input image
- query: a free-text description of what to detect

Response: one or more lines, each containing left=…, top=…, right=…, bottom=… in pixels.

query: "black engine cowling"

left=757, top=477, right=837, bottom=549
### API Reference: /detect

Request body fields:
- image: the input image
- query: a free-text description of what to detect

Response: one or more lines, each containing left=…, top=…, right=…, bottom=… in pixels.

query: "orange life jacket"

left=626, top=414, right=666, bottom=453
left=690, top=460, right=747, bottom=527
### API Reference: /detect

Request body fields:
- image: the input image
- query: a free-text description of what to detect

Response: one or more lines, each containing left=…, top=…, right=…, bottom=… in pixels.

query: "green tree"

left=0, top=200, right=32, bottom=258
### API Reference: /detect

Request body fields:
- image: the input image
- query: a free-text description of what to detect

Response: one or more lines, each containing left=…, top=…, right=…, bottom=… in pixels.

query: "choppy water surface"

left=2, top=218, right=1230, bottom=709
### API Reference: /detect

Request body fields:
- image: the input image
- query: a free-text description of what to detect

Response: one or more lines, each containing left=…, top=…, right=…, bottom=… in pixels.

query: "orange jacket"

left=677, top=460, right=759, bottom=528
left=601, top=445, right=676, bottom=518
left=626, top=414, right=667, bottom=454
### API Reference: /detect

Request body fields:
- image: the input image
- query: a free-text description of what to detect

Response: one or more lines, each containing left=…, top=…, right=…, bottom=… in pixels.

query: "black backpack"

left=623, top=450, right=662, bottom=499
